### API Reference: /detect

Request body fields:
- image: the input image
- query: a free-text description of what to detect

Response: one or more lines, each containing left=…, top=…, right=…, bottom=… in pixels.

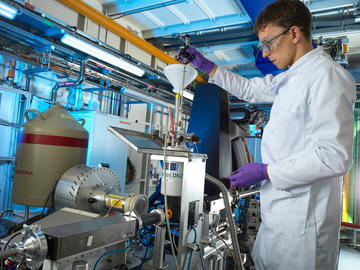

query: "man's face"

left=257, top=24, right=295, bottom=69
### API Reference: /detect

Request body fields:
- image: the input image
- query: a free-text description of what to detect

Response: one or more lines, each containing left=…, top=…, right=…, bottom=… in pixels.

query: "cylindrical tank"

left=12, top=105, right=88, bottom=207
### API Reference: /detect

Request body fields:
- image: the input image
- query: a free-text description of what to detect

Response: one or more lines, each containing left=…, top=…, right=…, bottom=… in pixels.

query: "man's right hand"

left=177, top=47, right=215, bottom=74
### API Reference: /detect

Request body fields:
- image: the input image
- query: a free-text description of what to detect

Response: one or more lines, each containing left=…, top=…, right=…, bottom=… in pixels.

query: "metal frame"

left=151, top=153, right=207, bottom=268
left=0, top=86, right=31, bottom=110
left=108, top=126, right=196, bottom=156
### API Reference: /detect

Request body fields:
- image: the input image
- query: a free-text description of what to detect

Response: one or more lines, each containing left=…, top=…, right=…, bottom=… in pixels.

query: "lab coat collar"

left=288, top=46, right=323, bottom=72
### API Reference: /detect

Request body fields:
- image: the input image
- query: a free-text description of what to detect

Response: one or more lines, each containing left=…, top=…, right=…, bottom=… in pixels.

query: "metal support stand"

left=24, top=206, right=29, bottom=222
left=153, top=226, right=166, bottom=268
left=144, top=154, right=150, bottom=197
left=143, top=225, right=168, bottom=269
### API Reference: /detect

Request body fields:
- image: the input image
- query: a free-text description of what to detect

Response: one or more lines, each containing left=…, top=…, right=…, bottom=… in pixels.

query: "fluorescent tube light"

left=312, top=29, right=360, bottom=39
left=172, top=89, right=194, bottom=101
left=61, top=34, right=145, bottom=77
left=0, top=1, right=17, bottom=20
left=183, top=90, right=194, bottom=100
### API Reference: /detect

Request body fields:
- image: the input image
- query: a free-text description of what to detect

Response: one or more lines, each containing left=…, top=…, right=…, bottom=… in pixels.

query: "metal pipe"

left=203, top=238, right=232, bottom=260
left=152, top=226, right=166, bottom=268
left=205, top=173, right=243, bottom=270
left=341, top=222, right=360, bottom=229
left=238, top=188, right=260, bottom=199
left=78, top=58, right=89, bottom=86
left=57, top=0, right=206, bottom=83
left=141, top=209, right=165, bottom=227
left=144, top=154, right=150, bottom=197
left=24, top=205, right=29, bottom=222
left=123, top=87, right=175, bottom=110
left=174, top=94, right=180, bottom=134
left=0, top=248, right=17, bottom=259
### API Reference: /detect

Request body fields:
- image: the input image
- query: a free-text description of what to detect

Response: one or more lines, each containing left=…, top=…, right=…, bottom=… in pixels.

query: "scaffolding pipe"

left=205, top=173, right=244, bottom=270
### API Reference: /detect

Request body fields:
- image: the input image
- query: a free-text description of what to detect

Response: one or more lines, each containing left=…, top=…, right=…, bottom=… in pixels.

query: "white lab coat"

left=209, top=47, right=356, bottom=270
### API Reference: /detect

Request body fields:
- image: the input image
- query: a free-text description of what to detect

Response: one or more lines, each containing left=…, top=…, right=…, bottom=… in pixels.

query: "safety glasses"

left=257, top=27, right=291, bottom=52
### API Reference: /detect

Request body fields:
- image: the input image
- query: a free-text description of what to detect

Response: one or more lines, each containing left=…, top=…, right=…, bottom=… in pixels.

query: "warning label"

left=106, top=199, right=122, bottom=208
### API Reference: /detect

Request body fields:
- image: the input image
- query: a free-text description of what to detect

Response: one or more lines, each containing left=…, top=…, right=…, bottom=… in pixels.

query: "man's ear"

left=290, top=26, right=302, bottom=44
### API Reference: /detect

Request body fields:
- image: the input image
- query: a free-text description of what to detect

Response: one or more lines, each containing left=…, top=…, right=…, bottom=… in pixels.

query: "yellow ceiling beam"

left=58, top=0, right=206, bottom=83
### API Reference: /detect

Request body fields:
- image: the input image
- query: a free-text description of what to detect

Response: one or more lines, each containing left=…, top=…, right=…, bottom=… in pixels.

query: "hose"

left=0, top=249, right=17, bottom=260
left=205, top=173, right=244, bottom=270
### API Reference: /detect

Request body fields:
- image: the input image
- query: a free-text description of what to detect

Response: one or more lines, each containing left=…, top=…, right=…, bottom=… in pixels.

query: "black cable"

left=0, top=210, right=13, bottom=218
left=40, top=181, right=58, bottom=218
left=3, top=232, right=21, bottom=250
left=0, top=210, right=48, bottom=239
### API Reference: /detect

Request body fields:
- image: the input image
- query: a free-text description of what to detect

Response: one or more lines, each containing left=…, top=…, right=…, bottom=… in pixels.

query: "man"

left=178, top=0, right=356, bottom=269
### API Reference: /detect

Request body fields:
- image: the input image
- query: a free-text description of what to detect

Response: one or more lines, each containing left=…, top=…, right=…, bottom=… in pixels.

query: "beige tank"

left=12, top=105, right=88, bottom=207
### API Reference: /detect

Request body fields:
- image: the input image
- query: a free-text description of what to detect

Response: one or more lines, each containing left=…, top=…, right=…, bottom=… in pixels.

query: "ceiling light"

left=172, top=89, right=194, bottom=101
left=183, top=90, right=194, bottom=100
left=60, top=34, right=145, bottom=77
left=0, top=1, right=17, bottom=20
left=312, top=30, right=360, bottom=39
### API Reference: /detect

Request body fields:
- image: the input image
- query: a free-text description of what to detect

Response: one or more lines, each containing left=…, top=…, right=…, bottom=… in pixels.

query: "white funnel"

left=164, top=64, right=198, bottom=93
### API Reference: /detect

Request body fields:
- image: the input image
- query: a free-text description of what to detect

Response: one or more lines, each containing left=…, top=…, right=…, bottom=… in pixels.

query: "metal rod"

left=144, top=154, right=150, bottom=197
left=0, top=248, right=17, bottom=260
left=174, top=94, right=180, bottom=136
left=254, top=138, right=257, bottom=163
left=24, top=206, right=29, bottom=222
left=238, top=188, right=260, bottom=199
left=205, top=173, right=244, bottom=270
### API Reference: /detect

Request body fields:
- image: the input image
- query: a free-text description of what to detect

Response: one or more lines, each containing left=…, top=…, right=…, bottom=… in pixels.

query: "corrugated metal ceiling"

left=93, top=0, right=360, bottom=78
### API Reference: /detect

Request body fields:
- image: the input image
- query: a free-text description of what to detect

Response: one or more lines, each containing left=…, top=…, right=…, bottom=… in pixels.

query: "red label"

left=19, top=133, right=88, bottom=148
left=15, top=169, right=33, bottom=176
left=119, top=120, right=131, bottom=126
left=25, top=3, right=35, bottom=10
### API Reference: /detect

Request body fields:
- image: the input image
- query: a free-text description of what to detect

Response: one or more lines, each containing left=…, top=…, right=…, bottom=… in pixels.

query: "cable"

left=162, top=131, right=180, bottom=270
left=187, top=249, right=193, bottom=270
left=194, top=143, right=199, bottom=153
left=172, top=227, right=179, bottom=253
left=0, top=209, right=13, bottom=218
left=40, top=181, right=59, bottom=218
left=198, top=245, right=206, bottom=270
left=104, top=199, right=121, bottom=216
left=93, top=244, right=131, bottom=270
left=212, top=228, right=235, bottom=259
left=137, top=234, right=149, bottom=270
left=3, top=232, right=21, bottom=250
left=210, top=229, right=235, bottom=268
left=192, top=226, right=197, bottom=242
left=190, top=227, right=205, bottom=270
left=187, top=227, right=197, bottom=270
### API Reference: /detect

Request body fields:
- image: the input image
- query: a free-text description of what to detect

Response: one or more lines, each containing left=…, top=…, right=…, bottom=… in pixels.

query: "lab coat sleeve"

left=208, top=66, right=278, bottom=103
left=268, top=65, right=356, bottom=191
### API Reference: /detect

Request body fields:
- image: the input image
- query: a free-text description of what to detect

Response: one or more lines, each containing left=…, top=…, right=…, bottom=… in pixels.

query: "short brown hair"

left=254, top=0, right=312, bottom=40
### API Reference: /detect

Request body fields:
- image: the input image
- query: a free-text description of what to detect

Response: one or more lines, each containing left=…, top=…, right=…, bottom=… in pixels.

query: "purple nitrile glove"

left=227, top=163, right=268, bottom=188
left=177, top=47, right=215, bottom=74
